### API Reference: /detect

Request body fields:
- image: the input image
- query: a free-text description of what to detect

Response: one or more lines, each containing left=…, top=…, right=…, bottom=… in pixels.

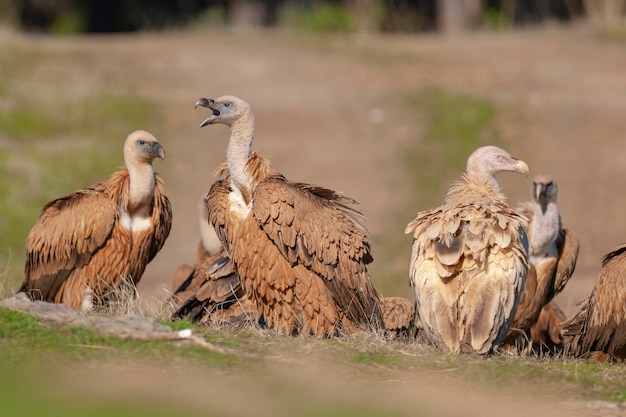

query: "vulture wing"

left=20, top=186, right=117, bottom=301
left=564, top=244, right=626, bottom=360
left=380, top=296, right=415, bottom=338
left=406, top=198, right=528, bottom=354
left=551, top=228, right=579, bottom=298
left=252, top=177, right=382, bottom=327
left=529, top=300, right=566, bottom=354
left=145, top=175, right=172, bottom=263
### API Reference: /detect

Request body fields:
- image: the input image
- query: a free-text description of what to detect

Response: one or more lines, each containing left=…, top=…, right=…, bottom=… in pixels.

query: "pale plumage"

left=19, top=130, right=172, bottom=310
left=563, top=243, right=626, bottom=362
left=405, top=146, right=530, bottom=354
left=171, top=194, right=257, bottom=326
left=194, top=95, right=383, bottom=337
left=502, top=175, right=579, bottom=352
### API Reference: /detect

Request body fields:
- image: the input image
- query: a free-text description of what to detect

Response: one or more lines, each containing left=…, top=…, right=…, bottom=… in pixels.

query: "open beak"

left=153, top=142, right=165, bottom=160
left=195, top=98, right=220, bottom=127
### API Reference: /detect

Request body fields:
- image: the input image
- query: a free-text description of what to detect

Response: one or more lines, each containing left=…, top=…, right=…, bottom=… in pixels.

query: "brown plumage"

left=380, top=296, right=415, bottom=339
left=19, top=130, right=172, bottom=310
left=502, top=174, right=579, bottom=352
left=530, top=300, right=566, bottom=354
left=194, top=95, right=383, bottom=337
left=563, top=243, right=626, bottom=362
left=171, top=194, right=258, bottom=326
left=405, top=146, right=530, bottom=354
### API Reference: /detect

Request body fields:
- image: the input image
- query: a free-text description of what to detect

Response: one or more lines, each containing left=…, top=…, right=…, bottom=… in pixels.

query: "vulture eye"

left=138, top=140, right=146, bottom=146
left=495, top=155, right=504, bottom=162
left=224, top=102, right=231, bottom=107
left=546, top=182, right=553, bottom=189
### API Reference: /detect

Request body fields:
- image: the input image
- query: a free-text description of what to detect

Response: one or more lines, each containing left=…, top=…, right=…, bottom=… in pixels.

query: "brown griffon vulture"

left=171, top=194, right=258, bottom=326
left=19, top=130, right=172, bottom=310
left=194, top=95, right=383, bottom=337
left=563, top=243, right=626, bottom=362
left=502, top=174, right=579, bottom=353
left=405, top=145, right=530, bottom=354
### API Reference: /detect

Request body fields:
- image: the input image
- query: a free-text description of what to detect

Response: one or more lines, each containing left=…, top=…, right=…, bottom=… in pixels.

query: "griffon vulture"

left=19, top=130, right=172, bottom=310
left=171, top=195, right=257, bottom=326
left=194, top=95, right=383, bottom=336
left=502, top=174, right=579, bottom=352
left=563, top=243, right=626, bottom=362
left=405, top=145, right=530, bottom=354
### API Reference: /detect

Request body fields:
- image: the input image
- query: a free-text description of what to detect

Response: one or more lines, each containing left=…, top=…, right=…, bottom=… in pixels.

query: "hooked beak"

left=512, top=159, right=529, bottom=176
left=195, top=98, right=220, bottom=127
left=534, top=182, right=546, bottom=201
left=153, top=142, right=165, bottom=160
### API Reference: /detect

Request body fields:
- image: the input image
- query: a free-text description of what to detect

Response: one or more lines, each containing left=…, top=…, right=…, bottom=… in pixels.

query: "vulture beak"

left=512, top=159, right=529, bottom=176
left=534, top=182, right=546, bottom=202
left=153, top=142, right=165, bottom=160
left=195, top=98, right=220, bottom=127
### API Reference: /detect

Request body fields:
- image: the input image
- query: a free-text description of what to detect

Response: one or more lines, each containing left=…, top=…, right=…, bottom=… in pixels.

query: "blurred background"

left=1, top=0, right=626, bottom=320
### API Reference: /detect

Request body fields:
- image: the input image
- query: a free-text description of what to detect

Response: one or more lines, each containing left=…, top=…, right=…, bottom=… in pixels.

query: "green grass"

left=3, top=304, right=626, bottom=414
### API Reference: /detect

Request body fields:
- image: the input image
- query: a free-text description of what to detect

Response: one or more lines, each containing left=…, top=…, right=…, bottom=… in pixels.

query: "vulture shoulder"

left=20, top=184, right=117, bottom=300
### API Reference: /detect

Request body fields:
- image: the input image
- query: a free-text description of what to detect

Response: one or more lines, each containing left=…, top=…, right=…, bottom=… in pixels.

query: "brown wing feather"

left=252, top=177, right=382, bottom=328
left=205, top=180, right=232, bottom=255
left=530, top=300, right=566, bottom=354
left=551, top=228, right=579, bottom=298
left=20, top=184, right=117, bottom=301
left=380, top=296, right=415, bottom=338
left=564, top=244, right=626, bottom=360
left=172, top=251, right=257, bottom=326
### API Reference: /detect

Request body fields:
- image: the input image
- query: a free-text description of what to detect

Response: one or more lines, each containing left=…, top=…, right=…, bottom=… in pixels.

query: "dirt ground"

left=6, top=23, right=626, bottom=416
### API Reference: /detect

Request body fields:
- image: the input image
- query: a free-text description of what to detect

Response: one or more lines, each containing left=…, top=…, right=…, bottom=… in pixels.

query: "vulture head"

left=531, top=174, right=558, bottom=207
left=124, top=130, right=165, bottom=166
left=195, top=95, right=252, bottom=127
left=466, top=145, right=529, bottom=189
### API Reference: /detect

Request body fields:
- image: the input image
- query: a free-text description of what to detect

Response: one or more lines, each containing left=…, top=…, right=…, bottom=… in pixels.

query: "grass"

left=2, top=302, right=626, bottom=417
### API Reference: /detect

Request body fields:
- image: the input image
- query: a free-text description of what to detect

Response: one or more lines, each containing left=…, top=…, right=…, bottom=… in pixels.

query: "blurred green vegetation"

left=0, top=42, right=156, bottom=286
left=405, top=89, right=500, bottom=207
left=281, top=3, right=356, bottom=34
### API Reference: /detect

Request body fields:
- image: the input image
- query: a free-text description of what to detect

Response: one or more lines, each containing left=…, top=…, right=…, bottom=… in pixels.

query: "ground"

left=3, top=23, right=626, bottom=416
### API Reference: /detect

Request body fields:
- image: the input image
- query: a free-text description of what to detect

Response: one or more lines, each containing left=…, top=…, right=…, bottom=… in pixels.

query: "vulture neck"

left=530, top=201, right=560, bottom=255
left=464, top=171, right=501, bottom=193
left=126, top=161, right=156, bottom=213
left=227, top=111, right=256, bottom=193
